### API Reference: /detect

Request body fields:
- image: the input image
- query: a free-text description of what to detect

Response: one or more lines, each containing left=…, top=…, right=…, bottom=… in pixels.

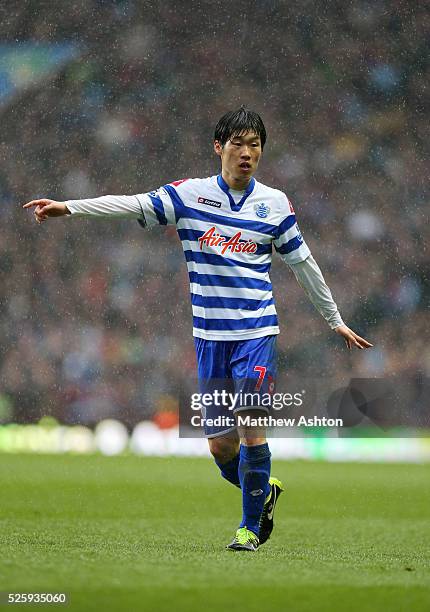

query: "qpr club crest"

left=254, top=202, right=270, bottom=219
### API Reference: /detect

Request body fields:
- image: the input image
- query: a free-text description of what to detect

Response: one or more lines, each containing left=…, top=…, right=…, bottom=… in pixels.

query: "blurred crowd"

left=0, top=0, right=428, bottom=425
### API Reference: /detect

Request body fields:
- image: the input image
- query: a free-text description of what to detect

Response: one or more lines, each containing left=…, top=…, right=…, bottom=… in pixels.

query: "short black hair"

left=214, top=106, right=267, bottom=149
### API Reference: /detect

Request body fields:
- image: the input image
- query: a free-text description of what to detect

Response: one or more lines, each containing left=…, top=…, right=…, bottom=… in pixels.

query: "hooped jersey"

left=138, top=175, right=310, bottom=340
left=66, top=175, right=311, bottom=340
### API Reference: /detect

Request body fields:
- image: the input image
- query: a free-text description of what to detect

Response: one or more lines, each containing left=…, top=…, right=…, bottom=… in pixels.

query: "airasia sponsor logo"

left=198, top=226, right=257, bottom=255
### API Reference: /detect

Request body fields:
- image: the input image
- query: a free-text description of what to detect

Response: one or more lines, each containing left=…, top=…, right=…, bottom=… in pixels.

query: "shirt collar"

left=217, top=174, right=255, bottom=212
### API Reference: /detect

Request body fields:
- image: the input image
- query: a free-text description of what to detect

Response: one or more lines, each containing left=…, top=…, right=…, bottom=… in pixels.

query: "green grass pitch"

left=1, top=455, right=429, bottom=611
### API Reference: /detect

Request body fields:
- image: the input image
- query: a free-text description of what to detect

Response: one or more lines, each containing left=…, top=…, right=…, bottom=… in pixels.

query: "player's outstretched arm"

left=24, top=186, right=182, bottom=229
left=23, top=199, right=70, bottom=224
left=23, top=193, right=148, bottom=223
left=24, top=184, right=185, bottom=227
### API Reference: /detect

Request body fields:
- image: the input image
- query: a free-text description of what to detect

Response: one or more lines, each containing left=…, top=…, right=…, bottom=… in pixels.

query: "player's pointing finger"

left=23, top=199, right=39, bottom=208
left=23, top=199, right=51, bottom=209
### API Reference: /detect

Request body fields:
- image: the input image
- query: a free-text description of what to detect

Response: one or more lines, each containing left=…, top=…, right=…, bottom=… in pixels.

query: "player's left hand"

left=334, top=325, right=373, bottom=350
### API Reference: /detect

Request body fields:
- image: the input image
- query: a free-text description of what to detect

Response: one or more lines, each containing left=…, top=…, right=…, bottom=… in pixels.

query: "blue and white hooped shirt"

left=66, top=175, right=311, bottom=341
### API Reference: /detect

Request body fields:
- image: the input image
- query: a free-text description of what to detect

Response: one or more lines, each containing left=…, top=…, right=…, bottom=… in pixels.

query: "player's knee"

left=237, top=409, right=267, bottom=447
left=208, top=437, right=239, bottom=463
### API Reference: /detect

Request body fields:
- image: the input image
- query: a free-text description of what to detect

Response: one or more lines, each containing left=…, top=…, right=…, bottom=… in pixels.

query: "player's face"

left=214, top=131, right=262, bottom=187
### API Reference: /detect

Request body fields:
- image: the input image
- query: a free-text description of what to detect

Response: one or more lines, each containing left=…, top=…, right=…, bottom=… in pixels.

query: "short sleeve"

left=135, top=186, right=180, bottom=228
left=273, top=195, right=311, bottom=264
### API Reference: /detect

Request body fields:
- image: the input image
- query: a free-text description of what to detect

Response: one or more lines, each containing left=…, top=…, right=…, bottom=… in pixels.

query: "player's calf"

left=209, top=433, right=241, bottom=488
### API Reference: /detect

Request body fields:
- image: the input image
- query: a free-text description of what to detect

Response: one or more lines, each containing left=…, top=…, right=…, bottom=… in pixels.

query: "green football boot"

left=258, top=477, right=284, bottom=545
left=226, top=527, right=259, bottom=552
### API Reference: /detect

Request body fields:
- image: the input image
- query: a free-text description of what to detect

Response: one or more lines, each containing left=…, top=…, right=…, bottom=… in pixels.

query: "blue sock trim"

left=215, top=453, right=240, bottom=488
left=239, top=442, right=271, bottom=464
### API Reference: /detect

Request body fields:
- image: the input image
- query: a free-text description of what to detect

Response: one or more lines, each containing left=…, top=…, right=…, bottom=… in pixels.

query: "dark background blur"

left=0, top=0, right=428, bottom=427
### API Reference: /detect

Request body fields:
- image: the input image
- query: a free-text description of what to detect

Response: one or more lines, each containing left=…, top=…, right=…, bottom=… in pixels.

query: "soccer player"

left=23, top=107, right=372, bottom=551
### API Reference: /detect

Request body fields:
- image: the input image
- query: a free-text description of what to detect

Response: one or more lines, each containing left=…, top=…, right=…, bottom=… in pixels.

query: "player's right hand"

left=22, top=199, right=69, bottom=224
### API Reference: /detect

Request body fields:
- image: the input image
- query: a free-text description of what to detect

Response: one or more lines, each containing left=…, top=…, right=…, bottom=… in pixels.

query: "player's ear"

left=214, top=140, right=223, bottom=157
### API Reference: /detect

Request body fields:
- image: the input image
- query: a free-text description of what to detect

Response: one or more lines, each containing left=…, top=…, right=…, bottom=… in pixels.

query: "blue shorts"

left=194, top=335, right=277, bottom=438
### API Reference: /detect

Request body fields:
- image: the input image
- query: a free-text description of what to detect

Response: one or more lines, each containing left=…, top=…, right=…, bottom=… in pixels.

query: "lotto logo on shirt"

left=198, top=226, right=258, bottom=254
left=198, top=196, right=222, bottom=208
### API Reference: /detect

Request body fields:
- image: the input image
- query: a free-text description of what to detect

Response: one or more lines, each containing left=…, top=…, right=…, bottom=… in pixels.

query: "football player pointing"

left=24, top=107, right=372, bottom=551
